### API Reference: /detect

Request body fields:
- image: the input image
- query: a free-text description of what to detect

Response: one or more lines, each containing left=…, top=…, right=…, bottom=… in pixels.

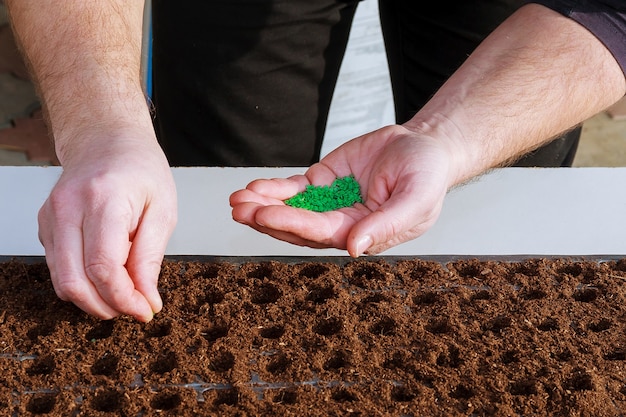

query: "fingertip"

left=147, top=290, right=163, bottom=315
left=130, top=295, right=157, bottom=323
left=137, top=311, right=155, bottom=323
left=350, top=235, right=373, bottom=258
left=128, top=277, right=163, bottom=321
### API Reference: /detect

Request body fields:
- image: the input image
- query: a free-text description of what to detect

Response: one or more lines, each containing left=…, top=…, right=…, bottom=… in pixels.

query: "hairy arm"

left=6, top=1, right=177, bottom=322
left=410, top=3, right=626, bottom=185
left=5, top=0, right=151, bottom=156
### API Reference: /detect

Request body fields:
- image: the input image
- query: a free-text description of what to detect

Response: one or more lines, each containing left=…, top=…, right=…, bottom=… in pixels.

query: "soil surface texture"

left=2, top=257, right=626, bottom=416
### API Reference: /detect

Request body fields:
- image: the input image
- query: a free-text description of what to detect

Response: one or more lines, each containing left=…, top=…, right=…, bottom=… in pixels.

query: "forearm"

left=405, top=4, right=626, bottom=185
left=5, top=0, right=152, bottom=164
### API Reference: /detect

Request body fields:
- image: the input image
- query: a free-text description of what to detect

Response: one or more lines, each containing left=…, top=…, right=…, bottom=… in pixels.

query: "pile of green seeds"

left=284, top=175, right=363, bottom=212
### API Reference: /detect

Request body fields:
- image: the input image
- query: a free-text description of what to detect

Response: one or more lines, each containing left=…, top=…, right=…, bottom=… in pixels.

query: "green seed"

left=284, top=175, right=363, bottom=212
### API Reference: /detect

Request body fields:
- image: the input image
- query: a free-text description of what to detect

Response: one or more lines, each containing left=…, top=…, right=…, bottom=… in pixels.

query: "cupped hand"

left=38, top=134, right=177, bottom=322
left=230, top=124, right=459, bottom=257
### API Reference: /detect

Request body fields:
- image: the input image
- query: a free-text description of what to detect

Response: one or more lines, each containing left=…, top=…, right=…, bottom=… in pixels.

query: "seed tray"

left=1, top=256, right=626, bottom=416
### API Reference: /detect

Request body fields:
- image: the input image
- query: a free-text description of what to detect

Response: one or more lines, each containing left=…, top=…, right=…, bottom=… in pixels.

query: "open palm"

left=230, top=124, right=454, bottom=257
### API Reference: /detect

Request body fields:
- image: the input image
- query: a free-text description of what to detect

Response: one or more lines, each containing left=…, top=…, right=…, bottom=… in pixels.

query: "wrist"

left=49, top=94, right=155, bottom=166
left=402, top=112, right=478, bottom=188
left=54, top=117, right=158, bottom=168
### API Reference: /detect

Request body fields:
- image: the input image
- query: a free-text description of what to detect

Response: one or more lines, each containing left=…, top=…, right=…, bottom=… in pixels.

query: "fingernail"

left=355, top=235, right=373, bottom=257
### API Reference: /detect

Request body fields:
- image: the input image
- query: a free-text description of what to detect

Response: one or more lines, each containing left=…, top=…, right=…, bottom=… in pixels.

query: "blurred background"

left=1, top=1, right=625, bottom=167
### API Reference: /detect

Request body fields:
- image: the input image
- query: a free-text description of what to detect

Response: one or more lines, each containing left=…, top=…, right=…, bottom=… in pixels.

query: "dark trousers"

left=151, top=0, right=580, bottom=167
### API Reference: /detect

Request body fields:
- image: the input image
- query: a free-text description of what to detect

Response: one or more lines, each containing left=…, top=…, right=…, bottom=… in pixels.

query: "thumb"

left=347, top=192, right=444, bottom=257
left=126, top=211, right=177, bottom=317
left=126, top=252, right=164, bottom=316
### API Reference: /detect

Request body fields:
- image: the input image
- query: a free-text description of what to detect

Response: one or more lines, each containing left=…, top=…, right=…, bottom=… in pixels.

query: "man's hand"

left=38, top=136, right=177, bottom=322
left=230, top=125, right=456, bottom=257
left=5, top=0, right=176, bottom=321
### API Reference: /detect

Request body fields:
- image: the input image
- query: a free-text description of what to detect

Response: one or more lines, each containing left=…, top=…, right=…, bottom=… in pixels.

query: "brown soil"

left=2, top=256, right=626, bottom=416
